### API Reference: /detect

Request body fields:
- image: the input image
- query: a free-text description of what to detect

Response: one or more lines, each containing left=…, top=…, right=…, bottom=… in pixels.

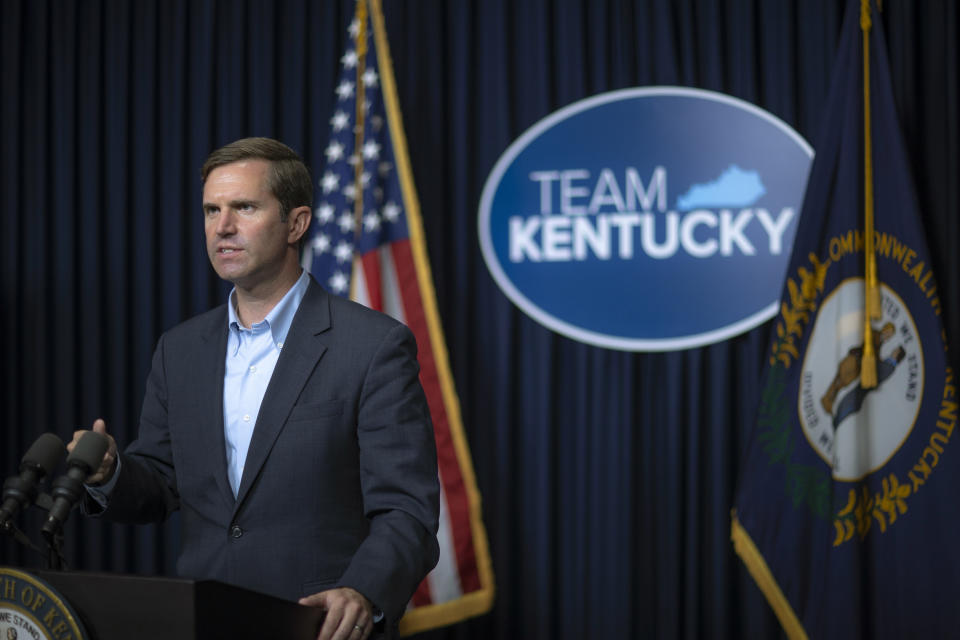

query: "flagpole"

left=731, top=513, right=808, bottom=640
left=349, top=0, right=369, bottom=302
left=860, top=0, right=880, bottom=388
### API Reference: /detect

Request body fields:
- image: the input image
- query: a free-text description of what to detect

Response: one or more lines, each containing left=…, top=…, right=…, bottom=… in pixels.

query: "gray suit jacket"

left=88, top=277, right=440, bottom=626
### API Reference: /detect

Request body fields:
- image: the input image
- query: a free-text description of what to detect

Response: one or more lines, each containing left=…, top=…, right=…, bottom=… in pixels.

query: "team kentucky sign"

left=478, top=87, right=813, bottom=351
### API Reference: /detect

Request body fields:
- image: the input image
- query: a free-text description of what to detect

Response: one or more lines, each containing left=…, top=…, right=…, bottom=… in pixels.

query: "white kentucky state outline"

left=798, top=278, right=924, bottom=481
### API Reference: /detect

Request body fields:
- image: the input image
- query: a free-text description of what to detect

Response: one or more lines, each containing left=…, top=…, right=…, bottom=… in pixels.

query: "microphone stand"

left=0, top=491, right=69, bottom=570
left=37, top=491, right=68, bottom=570
left=45, top=530, right=66, bottom=571
left=1, top=520, right=46, bottom=556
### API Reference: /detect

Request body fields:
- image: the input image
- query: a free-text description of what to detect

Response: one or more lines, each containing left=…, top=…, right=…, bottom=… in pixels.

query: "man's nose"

left=215, top=209, right=237, bottom=235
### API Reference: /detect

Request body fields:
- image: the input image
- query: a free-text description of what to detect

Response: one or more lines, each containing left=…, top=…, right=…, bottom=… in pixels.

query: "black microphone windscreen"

left=22, top=433, right=66, bottom=475
left=68, top=432, right=109, bottom=471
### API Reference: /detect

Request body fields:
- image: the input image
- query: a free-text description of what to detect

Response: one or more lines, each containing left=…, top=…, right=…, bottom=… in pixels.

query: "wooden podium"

left=35, top=570, right=324, bottom=640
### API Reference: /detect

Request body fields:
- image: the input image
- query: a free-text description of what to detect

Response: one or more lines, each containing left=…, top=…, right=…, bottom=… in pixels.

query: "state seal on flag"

left=798, top=278, right=923, bottom=482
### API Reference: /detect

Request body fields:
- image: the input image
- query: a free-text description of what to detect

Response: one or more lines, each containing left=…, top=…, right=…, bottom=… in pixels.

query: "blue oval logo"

left=478, top=87, right=813, bottom=351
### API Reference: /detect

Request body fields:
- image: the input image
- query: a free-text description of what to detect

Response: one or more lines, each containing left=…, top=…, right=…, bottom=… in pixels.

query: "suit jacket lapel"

left=233, top=280, right=331, bottom=512
left=195, top=307, right=236, bottom=511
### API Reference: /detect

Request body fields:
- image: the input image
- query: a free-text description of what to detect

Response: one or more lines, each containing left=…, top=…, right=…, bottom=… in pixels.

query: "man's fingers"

left=70, top=419, right=109, bottom=453
left=67, top=430, right=85, bottom=454
left=322, top=608, right=368, bottom=640
left=301, top=588, right=373, bottom=640
left=316, top=606, right=342, bottom=640
left=338, top=614, right=370, bottom=640
left=299, top=592, right=327, bottom=608
left=68, top=420, right=118, bottom=485
left=348, top=616, right=372, bottom=640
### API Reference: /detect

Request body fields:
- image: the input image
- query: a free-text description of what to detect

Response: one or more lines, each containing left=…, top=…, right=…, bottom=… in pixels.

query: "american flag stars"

left=361, top=140, right=381, bottom=160
left=343, top=183, right=357, bottom=202
left=333, top=240, right=353, bottom=263
left=316, top=203, right=335, bottom=225
left=330, top=110, right=350, bottom=132
left=341, top=49, right=358, bottom=69
left=327, top=270, right=349, bottom=295
left=311, top=233, right=331, bottom=255
left=382, top=201, right=401, bottom=222
left=320, top=171, right=340, bottom=194
left=325, top=141, right=346, bottom=163
left=335, top=80, right=355, bottom=101
left=363, top=211, right=381, bottom=232
left=337, top=211, right=355, bottom=234
left=304, top=7, right=410, bottom=296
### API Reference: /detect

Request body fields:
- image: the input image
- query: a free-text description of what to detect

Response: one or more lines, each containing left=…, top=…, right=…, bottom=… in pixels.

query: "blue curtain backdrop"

left=2, top=1, right=958, bottom=638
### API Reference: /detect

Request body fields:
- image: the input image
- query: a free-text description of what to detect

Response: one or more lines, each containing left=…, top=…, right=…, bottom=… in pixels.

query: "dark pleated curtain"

left=2, top=1, right=957, bottom=639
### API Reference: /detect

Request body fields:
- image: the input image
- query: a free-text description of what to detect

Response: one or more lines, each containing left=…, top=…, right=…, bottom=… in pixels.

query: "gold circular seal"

left=0, top=568, right=87, bottom=640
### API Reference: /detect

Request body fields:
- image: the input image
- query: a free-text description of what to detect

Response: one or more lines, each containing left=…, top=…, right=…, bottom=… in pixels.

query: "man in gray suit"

left=70, top=137, right=440, bottom=640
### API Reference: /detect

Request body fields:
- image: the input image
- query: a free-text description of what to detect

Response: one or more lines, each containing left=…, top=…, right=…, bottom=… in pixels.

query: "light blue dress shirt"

left=223, top=270, right=310, bottom=496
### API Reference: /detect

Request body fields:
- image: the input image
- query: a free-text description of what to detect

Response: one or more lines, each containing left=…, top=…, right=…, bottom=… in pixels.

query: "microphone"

left=0, top=433, right=66, bottom=531
left=41, top=431, right=109, bottom=540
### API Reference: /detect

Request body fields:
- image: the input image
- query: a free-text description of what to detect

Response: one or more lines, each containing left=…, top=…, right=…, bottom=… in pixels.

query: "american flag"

left=303, top=0, right=494, bottom=634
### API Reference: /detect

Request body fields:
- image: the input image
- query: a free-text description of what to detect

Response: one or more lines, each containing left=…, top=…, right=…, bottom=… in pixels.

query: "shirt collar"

left=227, top=270, right=311, bottom=348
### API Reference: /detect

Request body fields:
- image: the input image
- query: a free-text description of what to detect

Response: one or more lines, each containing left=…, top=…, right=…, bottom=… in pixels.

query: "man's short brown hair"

left=201, top=137, right=313, bottom=221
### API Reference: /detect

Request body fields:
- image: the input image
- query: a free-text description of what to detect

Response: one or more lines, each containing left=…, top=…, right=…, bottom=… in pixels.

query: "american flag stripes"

left=303, top=0, right=494, bottom=634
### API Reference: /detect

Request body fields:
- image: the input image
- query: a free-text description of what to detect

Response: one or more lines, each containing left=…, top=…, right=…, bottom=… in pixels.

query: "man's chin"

left=211, top=265, right=247, bottom=286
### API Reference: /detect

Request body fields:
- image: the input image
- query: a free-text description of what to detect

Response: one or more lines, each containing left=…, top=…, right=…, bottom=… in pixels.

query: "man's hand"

left=67, top=419, right=118, bottom=486
left=299, top=587, right=374, bottom=640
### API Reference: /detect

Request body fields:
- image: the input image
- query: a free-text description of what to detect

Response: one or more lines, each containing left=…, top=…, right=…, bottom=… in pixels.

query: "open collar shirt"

left=223, top=269, right=310, bottom=496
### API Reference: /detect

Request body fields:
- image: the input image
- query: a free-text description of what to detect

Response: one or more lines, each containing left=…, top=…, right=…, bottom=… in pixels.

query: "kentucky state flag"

left=304, top=0, right=494, bottom=634
left=732, top=0, right=958, bottom=637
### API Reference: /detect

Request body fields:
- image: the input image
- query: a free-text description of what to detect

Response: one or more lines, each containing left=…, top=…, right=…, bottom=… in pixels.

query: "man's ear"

left=288, top=205, right=313, bottom=244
